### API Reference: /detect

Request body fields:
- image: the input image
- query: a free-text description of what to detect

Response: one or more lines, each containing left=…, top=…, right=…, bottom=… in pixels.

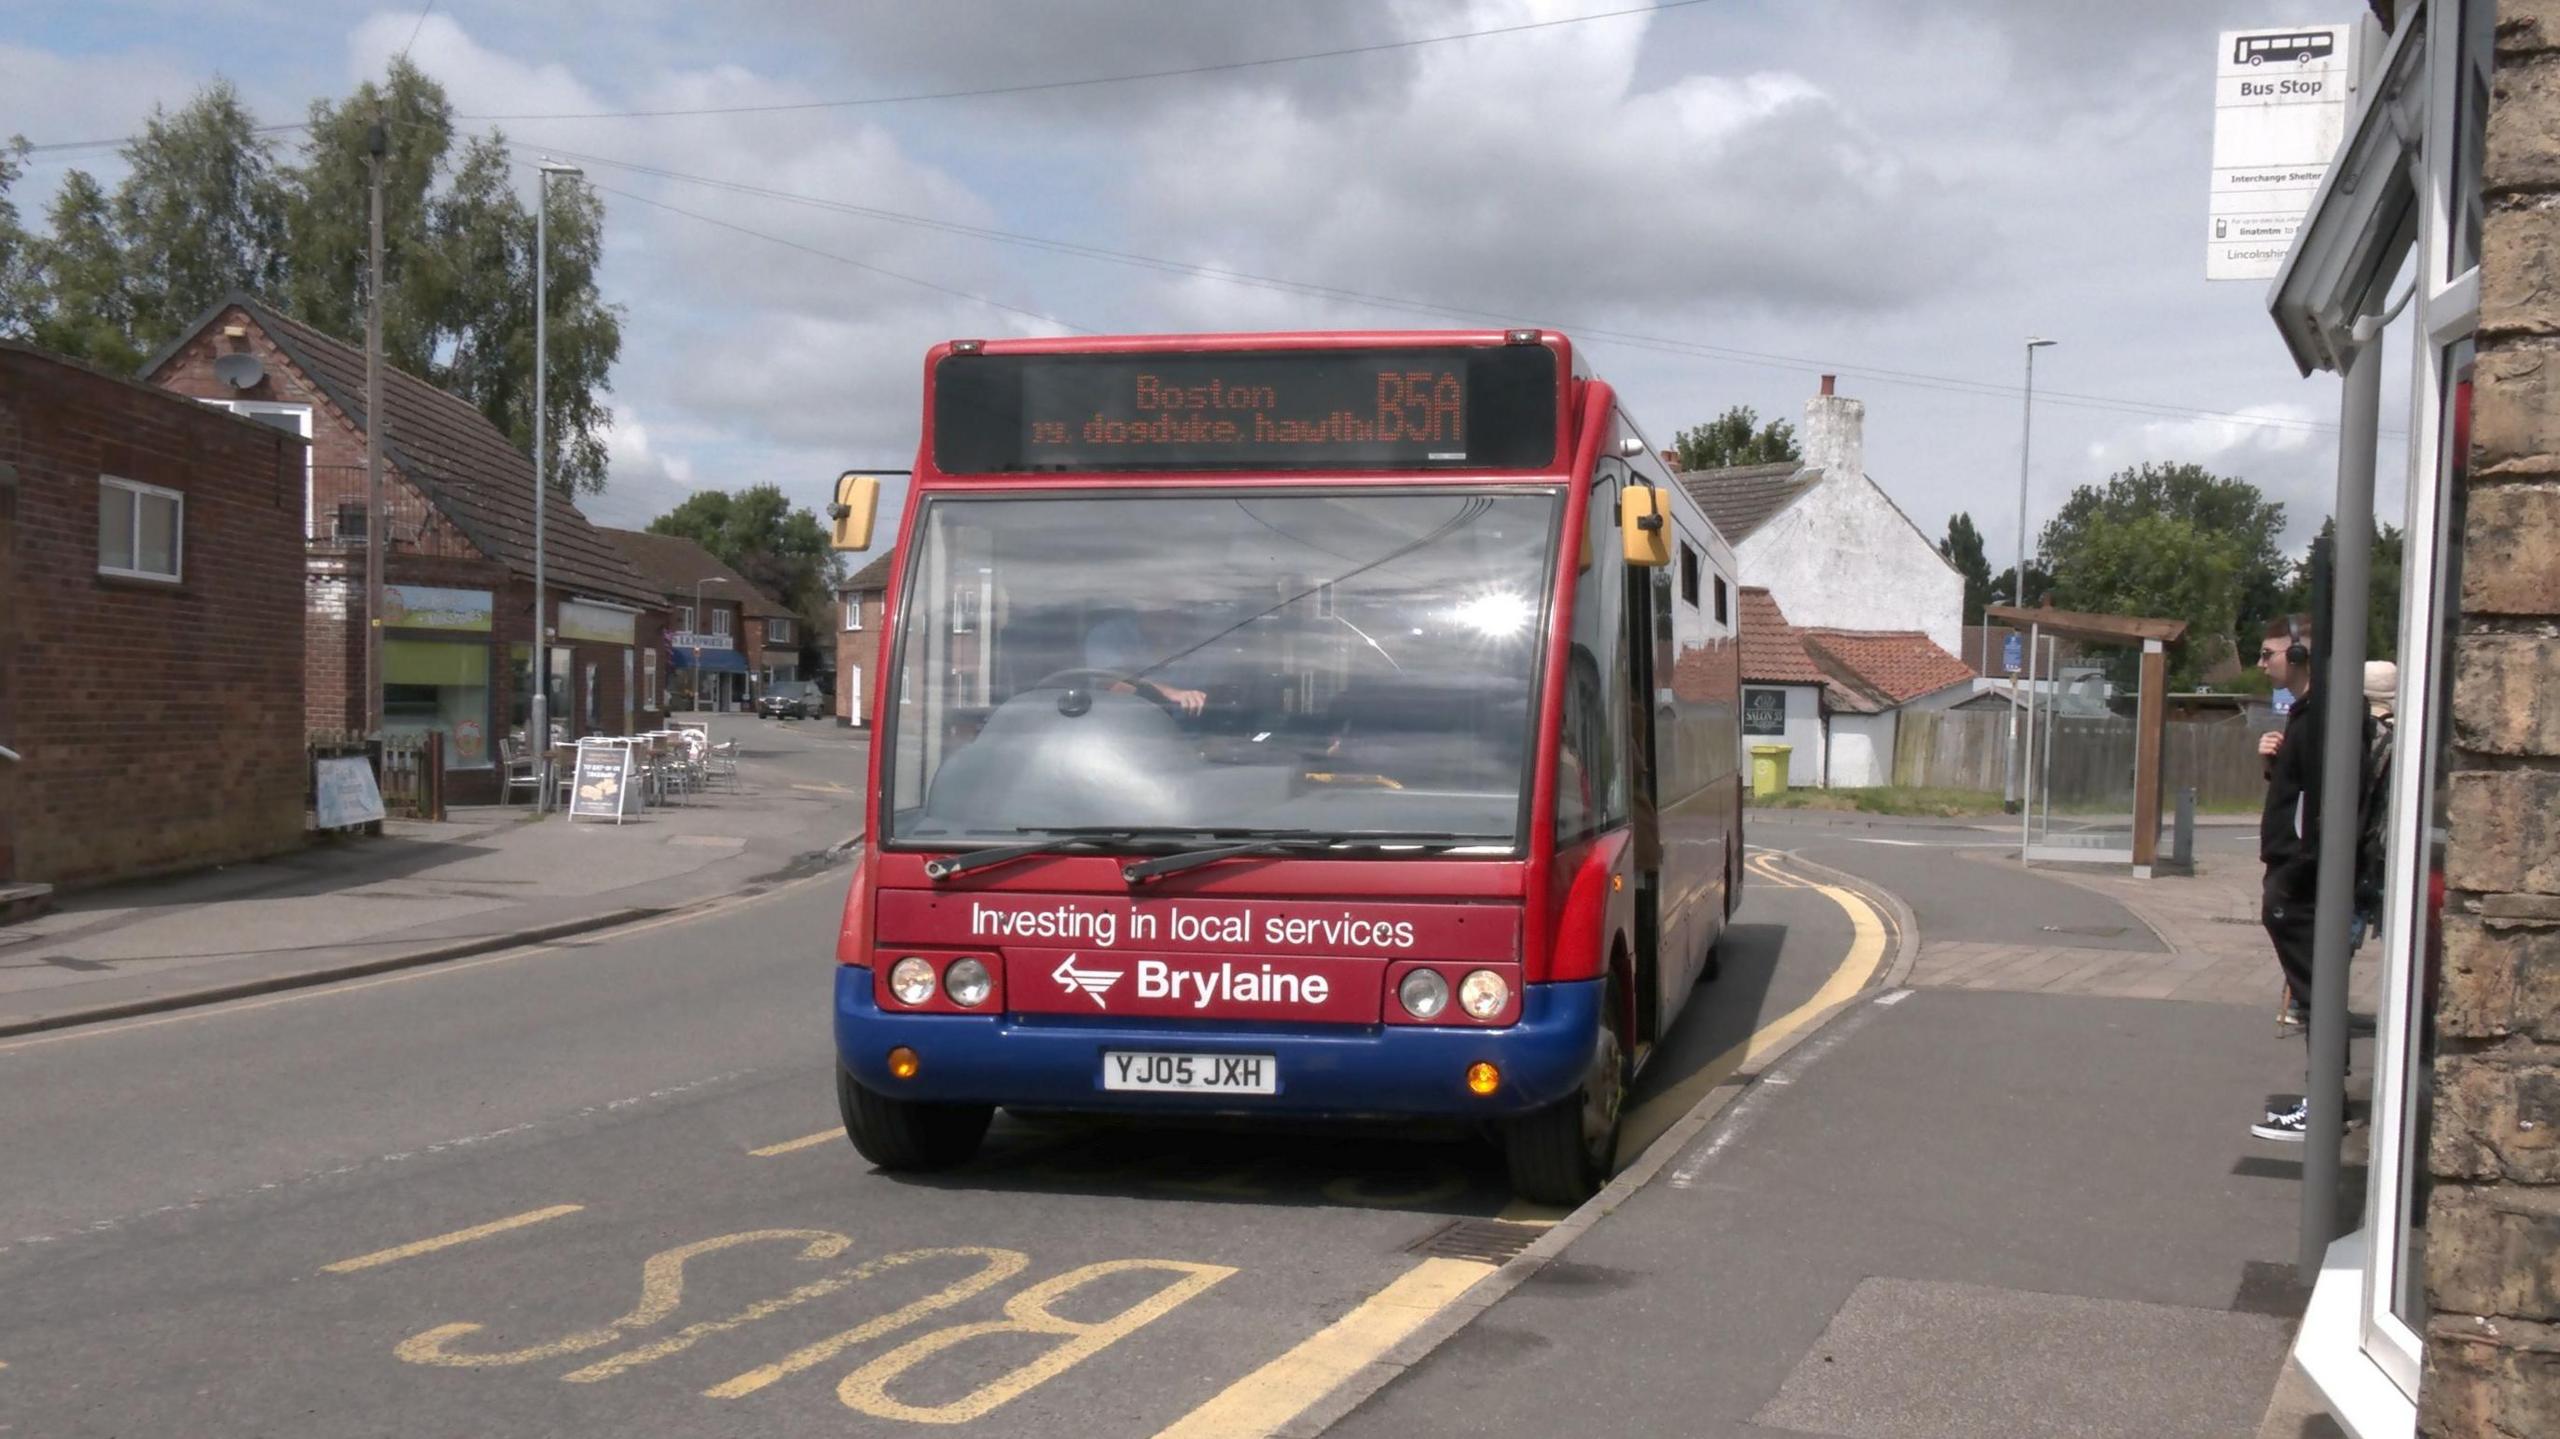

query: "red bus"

left=828, top=330, right=1743, bottom=1202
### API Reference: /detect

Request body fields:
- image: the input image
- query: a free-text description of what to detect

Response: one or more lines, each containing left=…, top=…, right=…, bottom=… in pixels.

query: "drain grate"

left=1407, top=1218, right=1547, bottom=1264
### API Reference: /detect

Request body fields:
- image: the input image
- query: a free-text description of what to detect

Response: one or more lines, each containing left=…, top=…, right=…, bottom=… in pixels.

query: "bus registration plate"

left=1102, top=1051, right=1277, bottom=1095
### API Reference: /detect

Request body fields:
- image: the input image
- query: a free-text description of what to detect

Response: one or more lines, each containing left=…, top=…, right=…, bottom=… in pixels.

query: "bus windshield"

left=884, top=491, right=1559, bottom=848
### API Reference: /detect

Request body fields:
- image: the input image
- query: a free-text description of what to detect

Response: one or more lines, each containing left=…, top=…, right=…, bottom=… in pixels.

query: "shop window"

left=98, top=476, right=182, bottom=582
left=384, top=639, right=492, bottom=769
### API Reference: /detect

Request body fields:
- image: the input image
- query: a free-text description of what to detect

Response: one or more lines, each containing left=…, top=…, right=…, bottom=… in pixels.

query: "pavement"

left=0, top=713, right=867, bottom=1037
left=0, top=789, right=2355, bottom=1437
left=1316, top=813, right=2356, bottom=1439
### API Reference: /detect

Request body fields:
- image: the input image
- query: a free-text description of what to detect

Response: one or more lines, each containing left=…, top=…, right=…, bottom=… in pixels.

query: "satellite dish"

left=213, top=352, right=266, bottom=390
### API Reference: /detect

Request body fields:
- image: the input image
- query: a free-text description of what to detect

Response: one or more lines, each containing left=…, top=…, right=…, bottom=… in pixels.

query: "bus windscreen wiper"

left=1118, top=830, right=1503, bottom=884
left=926, top=826, right=1272, bottom=881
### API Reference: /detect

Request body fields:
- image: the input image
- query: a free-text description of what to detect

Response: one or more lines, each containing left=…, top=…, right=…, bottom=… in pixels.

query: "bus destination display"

left=932, top=347, right=1557, bottom=472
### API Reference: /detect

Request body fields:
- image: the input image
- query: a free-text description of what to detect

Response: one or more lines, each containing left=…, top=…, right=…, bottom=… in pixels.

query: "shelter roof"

left=1984, top=604, right=2189, bottom=646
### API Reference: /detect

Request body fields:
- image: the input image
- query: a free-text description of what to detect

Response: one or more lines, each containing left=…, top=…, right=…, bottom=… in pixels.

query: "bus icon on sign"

left=2234, top=32, right=2334, bottom=66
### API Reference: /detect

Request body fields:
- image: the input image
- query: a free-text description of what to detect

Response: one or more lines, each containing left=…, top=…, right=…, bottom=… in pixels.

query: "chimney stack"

left=1803, top=377, right=1864, bottom=482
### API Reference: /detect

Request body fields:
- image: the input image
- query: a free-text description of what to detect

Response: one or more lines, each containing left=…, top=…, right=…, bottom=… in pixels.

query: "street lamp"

left=530, top=158, right=581, bottom=749
left=2014, top=337, right=2058, bottom=608
left=690, top=576, right=731, bottom=712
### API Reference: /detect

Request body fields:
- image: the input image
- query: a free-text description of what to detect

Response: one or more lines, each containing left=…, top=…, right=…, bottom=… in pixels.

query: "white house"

left=1679, top=378, right=1965, bottom=657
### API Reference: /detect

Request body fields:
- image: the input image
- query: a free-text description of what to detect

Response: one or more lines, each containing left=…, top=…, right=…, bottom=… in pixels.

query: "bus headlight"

left=1458, top=970, right=1510, bottom=1019
left=1398, top=968, right=1450, bottom=1019
left=889, top=957, right=937, bottom=1006
left=944, top=957, right=994, bottom=1008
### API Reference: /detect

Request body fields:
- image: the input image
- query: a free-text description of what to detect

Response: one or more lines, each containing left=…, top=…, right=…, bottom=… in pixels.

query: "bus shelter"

left=1984, top=605, right=2188, bottom=877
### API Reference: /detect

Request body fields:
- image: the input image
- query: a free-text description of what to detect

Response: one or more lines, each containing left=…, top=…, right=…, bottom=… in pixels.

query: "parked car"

left=757, top=680, right=822, bottom=720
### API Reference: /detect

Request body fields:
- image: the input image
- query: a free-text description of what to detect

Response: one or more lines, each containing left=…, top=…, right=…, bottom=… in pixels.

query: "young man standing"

left=2252, top=615, right=2323, bottom=1140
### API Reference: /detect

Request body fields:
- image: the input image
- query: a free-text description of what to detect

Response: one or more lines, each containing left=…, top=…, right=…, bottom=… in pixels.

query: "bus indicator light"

left=887, top=1047, right=921, bottom=1080
left=1467, top=1062, right=1501, bottom=1096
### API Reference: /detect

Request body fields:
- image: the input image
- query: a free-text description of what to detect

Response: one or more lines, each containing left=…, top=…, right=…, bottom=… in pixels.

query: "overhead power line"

left=524, top=139, right=2357, bottom=440
left=455, top=1, right=1714, bottom=122
left=16, top=1, right=1708, bottom=154
left=583, top=180, right=1089, bottom=335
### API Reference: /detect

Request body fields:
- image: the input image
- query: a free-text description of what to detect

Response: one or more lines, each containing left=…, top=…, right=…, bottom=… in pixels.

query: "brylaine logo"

left=1052, top=953, right=1123, bottom=1008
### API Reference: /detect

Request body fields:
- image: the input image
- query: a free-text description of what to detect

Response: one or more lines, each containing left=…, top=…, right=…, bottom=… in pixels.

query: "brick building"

left=834, top=550, right=895, bottom=727
left=0, top=343, right=306, bottom=889
left=595, top=526, right=794, bottom=711
left=144, top=296, right=666, bottom=801
left=2263, top=3, right=2558, bottom=1433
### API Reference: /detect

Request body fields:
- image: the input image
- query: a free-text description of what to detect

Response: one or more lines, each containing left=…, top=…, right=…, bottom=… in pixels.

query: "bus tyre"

left=1502, top=977, right=1625, bottom=1206
left=837, top=1064, right=992, bottom=1171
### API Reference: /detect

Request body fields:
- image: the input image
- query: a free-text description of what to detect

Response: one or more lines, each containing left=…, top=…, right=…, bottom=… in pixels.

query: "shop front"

left=670, top=636, right=750, bottom=710
left=380, top=583, right=496, bottom=776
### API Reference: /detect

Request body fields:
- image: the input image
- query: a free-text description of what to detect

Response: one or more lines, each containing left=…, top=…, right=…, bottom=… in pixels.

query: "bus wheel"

left=837, top=1064, right=992, bottom=1171
left=1502, top=977, right=1624, bottom=1206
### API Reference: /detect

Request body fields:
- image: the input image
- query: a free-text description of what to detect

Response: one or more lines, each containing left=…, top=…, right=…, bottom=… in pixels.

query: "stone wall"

left=2421, top=3, right=2560, bottom=1432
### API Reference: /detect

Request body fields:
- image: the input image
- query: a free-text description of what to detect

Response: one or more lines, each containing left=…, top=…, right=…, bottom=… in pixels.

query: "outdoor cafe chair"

left=498, top=735, right=542, bottom=806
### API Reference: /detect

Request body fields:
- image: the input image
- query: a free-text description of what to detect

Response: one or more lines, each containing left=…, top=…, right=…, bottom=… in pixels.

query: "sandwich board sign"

left=568, top=740, right=635, bottom=823
left=313, top=755, right=386, bottom=829
left=2208, top=23, right=2359, bottom=281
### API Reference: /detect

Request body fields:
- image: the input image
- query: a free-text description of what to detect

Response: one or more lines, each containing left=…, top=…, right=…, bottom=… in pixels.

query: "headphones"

left=2285, top=616, right=2310, bottom=669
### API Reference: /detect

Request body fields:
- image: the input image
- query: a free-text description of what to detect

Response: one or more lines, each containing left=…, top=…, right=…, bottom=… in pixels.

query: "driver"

left=1084, top=608, right=1208, bottom=716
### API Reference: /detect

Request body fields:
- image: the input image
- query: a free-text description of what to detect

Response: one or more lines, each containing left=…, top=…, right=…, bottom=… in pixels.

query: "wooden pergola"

left=1987, top=605, right=2191, bottom=876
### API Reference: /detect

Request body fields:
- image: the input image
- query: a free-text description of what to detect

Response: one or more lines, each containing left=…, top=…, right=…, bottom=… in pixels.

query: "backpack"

left=2352, top=708, right=2393, bottom=926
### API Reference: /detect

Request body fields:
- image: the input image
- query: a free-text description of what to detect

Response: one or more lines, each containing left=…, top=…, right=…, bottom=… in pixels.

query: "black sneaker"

left=2252, top=1098, right=2308, bottom=1142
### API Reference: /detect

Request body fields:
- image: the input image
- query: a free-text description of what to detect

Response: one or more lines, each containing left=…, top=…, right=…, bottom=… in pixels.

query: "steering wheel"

left=1029, top=667, right=1189, bottom=717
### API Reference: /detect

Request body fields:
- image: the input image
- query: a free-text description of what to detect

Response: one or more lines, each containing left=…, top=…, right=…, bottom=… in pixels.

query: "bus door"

left=1600, top=459, right=1669, bottom=1051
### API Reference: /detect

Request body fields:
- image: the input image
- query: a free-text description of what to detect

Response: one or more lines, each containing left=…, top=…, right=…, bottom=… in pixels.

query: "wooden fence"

left=1892, top=708, right=2266, bottom=809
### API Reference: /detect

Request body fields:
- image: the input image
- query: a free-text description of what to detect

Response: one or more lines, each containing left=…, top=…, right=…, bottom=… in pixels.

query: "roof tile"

left=1675, top=461, right=1819, bottom=543
left=1737, top=587, right=1828, bottom=685
left=178, top=296, right=663, bottom=610
left=595, top=528, right=793, bottom=618
left=1800, top=629, right=1977, bottom=706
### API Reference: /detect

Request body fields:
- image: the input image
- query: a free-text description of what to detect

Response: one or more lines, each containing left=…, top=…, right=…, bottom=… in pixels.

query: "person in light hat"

left=2364, top=660, right=2398, bottom=720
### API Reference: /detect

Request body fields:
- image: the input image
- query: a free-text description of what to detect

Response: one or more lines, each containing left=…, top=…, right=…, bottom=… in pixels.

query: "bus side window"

left=1556, top=468, right=1631, bottom=842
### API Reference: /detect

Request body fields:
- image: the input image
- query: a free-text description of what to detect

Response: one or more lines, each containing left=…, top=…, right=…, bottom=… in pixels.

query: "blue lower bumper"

left=834, top=967, right=1599, bottom=1119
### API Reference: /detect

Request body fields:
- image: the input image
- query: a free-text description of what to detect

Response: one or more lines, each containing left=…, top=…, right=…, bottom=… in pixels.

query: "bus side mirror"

left=1620, top=485, right=1670, bottom=568
left=829, top=472, right=881, bottom=551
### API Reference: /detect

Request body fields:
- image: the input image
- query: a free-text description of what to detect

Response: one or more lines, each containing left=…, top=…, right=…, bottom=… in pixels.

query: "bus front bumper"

left=834, top=967, right=1600, bottom=1119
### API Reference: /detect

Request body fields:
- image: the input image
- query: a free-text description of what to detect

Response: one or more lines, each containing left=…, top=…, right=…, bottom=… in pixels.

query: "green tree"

left=648, top=485, right=843, bottom=664
left=2049, top=511, right=2246, bottom=688
left=1938, top=512, right=1997, bottom=618
left=2038, top=462, right=2288, bottom=666
left=22, top=170, right=142, bottom=371
left=427, top=135, right=621, bottom=495
left=284, top=57, right=456, bottom=374
left=1672, top=405, right=1799, bottom=469
left=2282, top=518, right=2405, bottom=663
left=1987, top=560, right=2056, bottom=610
left=114, top=78, right=289, bottom=353
left=0, top=136, right=31, bottom=334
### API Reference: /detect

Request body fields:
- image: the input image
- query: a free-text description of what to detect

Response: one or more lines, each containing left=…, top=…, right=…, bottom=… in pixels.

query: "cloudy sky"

left=4, top=0, right=2409, bottom=566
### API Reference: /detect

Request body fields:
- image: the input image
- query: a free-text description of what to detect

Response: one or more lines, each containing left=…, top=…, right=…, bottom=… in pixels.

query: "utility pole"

left=364, top=111, right=388, bottom=739
left=532, top=160, right=582, bottom=748
left=2014, top=337, right=2057, bottom=607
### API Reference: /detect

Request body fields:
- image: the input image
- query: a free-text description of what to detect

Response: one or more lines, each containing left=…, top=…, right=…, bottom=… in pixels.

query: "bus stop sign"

left=2003, top=633, right=2023, bottom=674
